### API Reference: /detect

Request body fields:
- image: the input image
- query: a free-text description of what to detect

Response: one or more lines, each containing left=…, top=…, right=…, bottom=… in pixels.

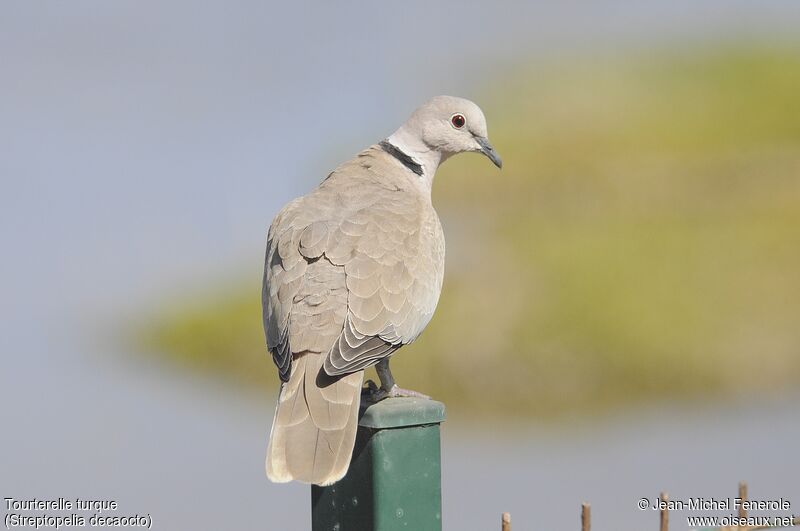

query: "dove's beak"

left=476, top=137, right=503, bottom=169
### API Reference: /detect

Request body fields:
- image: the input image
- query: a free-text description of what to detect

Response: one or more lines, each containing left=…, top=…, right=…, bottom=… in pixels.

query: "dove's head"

left=387, top=95, right=502, bottom=176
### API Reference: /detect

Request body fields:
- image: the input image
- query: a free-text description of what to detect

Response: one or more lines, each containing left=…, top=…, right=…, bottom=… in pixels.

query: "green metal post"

left=311, top=397, right=446, bottom=531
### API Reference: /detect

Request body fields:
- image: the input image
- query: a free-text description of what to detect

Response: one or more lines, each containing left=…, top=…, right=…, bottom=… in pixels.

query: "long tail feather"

left=266, top=354, right=363, bottom=486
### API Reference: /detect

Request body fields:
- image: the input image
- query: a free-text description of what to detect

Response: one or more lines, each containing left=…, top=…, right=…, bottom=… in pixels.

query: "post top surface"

left=358, top=397, right=446, bottom=429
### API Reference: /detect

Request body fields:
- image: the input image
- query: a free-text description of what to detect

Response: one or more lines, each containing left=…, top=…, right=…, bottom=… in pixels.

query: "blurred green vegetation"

left=139, top=42, right=800, bottom=418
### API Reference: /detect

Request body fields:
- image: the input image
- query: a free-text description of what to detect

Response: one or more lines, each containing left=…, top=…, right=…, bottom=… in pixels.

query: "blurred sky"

left=2, top=1, right=799, bottom=530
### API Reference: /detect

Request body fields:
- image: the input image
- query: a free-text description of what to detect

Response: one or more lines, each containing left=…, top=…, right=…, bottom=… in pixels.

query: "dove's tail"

left=266, top=353, right=363, bottom=486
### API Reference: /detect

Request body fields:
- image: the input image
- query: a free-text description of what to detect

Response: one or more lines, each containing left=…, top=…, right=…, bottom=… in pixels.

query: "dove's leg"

left=369, top=358, right=430, bottom=401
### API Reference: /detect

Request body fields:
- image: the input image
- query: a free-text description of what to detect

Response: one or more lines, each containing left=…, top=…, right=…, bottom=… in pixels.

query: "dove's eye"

left=451, top=114, right=466, bottom=129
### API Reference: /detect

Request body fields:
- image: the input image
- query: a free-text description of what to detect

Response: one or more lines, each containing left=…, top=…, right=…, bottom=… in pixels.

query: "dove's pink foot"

left=365, top=380, right=430, bottom=402
left=364, top=358, right=431, bottom=402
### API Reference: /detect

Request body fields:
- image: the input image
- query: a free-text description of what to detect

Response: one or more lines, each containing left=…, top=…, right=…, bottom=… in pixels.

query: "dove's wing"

left=264, top=145, right=445, bottom=380
left=318, top=148, right=445, bottom=375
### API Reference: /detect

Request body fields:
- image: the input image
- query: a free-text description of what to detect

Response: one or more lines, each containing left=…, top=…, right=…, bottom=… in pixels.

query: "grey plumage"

left=264, top=96, right=501, bottom=486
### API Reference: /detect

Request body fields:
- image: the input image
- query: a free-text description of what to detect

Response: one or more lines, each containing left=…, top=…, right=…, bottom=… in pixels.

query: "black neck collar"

left=379, top=140, right=424, bottom=177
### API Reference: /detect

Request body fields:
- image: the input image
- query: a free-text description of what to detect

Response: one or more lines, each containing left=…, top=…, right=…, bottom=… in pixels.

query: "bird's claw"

left=364, top=380, right=430, bottom=402
left=387, top=385, right=431, bottom=400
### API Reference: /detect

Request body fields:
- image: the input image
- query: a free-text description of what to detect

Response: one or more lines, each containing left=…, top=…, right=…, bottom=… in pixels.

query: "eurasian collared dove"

left=263, top=95, right=502, bottom=486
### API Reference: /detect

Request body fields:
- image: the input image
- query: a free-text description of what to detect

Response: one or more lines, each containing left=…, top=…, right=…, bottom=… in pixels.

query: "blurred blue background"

left=2, top=2, right=799, bottom=530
